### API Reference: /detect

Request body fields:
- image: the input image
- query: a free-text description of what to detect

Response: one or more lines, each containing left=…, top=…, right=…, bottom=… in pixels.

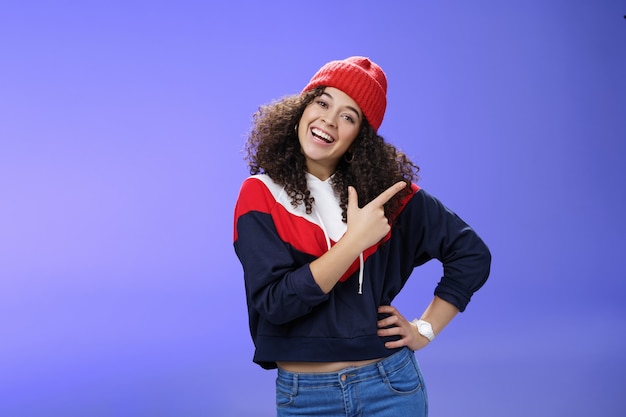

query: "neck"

left=306, top=162, right=336, bottom=181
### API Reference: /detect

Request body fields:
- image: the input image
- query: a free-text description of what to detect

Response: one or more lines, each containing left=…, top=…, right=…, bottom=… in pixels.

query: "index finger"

left=369, top=181, right=407, bottom=207
left=378, top=305, right=399, bottom=315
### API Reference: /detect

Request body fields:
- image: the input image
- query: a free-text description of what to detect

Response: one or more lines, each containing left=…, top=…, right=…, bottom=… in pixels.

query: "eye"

left=341, top=114, right=355, bottom=124
left=316, top=100, right=328, bottom=108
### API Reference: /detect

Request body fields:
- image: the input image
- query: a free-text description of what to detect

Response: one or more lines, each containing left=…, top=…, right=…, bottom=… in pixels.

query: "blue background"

left=1, top=1, right=625, bottom=416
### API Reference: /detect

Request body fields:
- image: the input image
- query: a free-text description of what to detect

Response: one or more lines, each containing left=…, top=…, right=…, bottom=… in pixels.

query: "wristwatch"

left=411, top=319, right=435, bottom=342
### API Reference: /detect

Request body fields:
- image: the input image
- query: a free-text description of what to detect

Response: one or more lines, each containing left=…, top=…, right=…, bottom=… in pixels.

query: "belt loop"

left=291, top=373, right=299, bottom=396
left=377, top=360, right=388, bottom=384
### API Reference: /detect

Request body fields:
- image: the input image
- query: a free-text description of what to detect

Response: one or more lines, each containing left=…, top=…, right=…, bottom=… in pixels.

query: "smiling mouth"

left=311, top=127, right=334, bottom=143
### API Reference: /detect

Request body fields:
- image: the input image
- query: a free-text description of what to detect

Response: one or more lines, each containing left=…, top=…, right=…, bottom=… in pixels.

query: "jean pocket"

left=275, top=378, right=295, bottom=408
left=383, top=357, right=423, bottom=395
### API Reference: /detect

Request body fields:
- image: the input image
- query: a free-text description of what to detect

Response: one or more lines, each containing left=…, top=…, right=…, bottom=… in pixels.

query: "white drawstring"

left=314, top=210, right=332, bottom=252
left=357, top=252, right=364, bottom=294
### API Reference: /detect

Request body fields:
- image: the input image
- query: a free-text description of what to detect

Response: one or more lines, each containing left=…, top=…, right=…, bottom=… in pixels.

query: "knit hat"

left=302, top=56, right=387, bottom=131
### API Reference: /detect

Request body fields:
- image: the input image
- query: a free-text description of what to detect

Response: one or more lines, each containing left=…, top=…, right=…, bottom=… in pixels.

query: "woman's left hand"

left=377, top=305, right=430, bottom=351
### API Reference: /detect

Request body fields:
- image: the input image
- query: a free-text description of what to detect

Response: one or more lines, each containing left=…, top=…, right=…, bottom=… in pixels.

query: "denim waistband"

left=276, top=347, right=415, bottom=387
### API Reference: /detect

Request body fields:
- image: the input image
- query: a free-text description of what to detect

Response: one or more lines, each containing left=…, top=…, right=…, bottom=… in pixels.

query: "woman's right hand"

left=346, top=181, right=406, bottom=251
left=309, top=181, right=407, bottom=294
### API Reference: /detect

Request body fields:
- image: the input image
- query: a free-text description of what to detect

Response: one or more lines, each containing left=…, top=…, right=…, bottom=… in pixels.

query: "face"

left=297, top=87, right=362, bottom=180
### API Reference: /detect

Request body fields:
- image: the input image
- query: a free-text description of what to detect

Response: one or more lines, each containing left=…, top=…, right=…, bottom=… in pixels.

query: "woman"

left=233, top=56, right=491, bottom=416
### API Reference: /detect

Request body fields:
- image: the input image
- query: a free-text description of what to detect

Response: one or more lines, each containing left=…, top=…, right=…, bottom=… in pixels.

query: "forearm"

left=420, top=295, right=459, bottom=336
left=309, top=234, right=362, bottom=293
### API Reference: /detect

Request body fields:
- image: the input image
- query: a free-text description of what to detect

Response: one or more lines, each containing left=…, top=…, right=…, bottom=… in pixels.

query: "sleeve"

left=406, top=188, right=491, bottom=312
left=233, top=177, right=330, bottom=325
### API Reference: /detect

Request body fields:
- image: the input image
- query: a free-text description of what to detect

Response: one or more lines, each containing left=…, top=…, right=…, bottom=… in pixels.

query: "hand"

left=346, top=181, right=406, bottom=252
left=377, top=305, right=430, bottom=351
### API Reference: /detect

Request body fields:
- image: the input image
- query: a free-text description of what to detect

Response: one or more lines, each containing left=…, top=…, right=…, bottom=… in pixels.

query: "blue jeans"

left=276, top=347, right=428, bottom=416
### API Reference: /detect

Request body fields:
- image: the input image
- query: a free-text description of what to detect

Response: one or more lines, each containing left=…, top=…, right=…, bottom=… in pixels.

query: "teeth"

left=312, top=128, right=333, bottom=143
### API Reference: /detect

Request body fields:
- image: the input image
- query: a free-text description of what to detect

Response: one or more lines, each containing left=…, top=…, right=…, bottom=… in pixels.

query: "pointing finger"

left=369, top=181, right=407, bottom=208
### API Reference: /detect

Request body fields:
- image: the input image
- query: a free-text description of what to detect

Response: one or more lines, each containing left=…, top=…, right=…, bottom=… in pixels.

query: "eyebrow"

left=322, top=92, right=362, bottom=120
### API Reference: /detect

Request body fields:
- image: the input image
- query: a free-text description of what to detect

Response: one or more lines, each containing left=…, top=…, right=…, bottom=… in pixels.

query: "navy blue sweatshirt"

left=233, top=174, right=491, bottom=370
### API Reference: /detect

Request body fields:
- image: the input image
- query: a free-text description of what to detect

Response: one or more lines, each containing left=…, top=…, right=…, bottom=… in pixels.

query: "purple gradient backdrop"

left=1, top=1, right=625, bottom=416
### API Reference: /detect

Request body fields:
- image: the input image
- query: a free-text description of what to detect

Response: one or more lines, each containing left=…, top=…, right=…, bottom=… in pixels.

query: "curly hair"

left=244, top=87, right=420, bottom=222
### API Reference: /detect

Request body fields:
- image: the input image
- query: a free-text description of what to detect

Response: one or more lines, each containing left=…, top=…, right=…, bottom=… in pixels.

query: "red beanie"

left=302, top=56, right=388, bottom=132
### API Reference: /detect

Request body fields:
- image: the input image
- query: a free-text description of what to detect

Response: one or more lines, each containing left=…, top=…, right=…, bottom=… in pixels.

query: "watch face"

left=413, top=319, right=434, bottom=341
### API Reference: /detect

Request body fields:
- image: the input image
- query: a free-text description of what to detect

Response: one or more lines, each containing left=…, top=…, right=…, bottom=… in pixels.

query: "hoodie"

left=233, top=174, right=491, bottom=369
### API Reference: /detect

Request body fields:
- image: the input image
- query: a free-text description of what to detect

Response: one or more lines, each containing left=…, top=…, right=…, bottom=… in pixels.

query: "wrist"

left=336, top=232, right=368, bottom=260
left=411, top=319, right=435, bottom=342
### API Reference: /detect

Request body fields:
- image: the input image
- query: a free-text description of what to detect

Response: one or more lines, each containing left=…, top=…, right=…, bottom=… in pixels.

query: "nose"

left=322, top=112, right=337, bottom=127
